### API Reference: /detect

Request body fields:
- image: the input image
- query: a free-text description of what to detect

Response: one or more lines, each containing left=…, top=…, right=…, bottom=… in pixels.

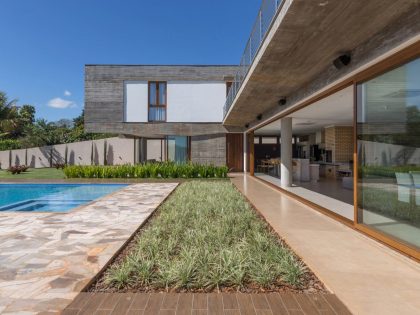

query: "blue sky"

left=0, top=0, right=261, bottom=122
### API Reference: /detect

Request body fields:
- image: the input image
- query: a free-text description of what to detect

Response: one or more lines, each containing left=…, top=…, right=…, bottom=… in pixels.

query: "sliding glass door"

left=357, top=57, right=420, bottom=249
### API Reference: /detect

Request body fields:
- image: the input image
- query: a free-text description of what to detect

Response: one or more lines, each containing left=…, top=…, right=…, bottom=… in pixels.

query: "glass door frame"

left=352, top=41, right=420, bottom=261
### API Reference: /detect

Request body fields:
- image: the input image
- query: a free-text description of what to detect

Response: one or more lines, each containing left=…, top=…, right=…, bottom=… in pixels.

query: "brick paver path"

left=63, top=292, right=351, bottom=314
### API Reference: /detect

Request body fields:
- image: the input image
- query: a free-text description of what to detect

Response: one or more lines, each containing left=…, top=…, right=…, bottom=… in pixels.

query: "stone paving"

left=0, top=183, right=177, bottom=314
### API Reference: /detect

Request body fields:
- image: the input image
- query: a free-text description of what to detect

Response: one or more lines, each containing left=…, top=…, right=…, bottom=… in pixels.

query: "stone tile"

left=0, top=183, right=177, bottom=314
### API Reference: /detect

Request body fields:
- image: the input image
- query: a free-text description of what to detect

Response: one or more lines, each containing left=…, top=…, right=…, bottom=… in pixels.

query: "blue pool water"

left=0, top=184, right=127, bottom=212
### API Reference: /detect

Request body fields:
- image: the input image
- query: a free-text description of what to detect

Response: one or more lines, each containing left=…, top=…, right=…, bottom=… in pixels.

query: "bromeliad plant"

left=63, top=162, right=229, bottom=179
left=100, top=181, right=308, bottom=292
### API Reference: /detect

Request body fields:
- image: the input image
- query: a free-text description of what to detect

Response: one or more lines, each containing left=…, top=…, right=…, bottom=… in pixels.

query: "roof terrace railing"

left=224, top=0, right=284, bottom=119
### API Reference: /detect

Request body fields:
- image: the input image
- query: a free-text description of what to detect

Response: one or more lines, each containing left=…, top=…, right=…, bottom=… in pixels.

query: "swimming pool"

left=0, top=184, right=128, bottom=212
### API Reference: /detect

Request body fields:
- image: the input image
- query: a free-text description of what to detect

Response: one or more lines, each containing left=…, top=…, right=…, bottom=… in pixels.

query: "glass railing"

left=224, top=0, right=284, bottom=118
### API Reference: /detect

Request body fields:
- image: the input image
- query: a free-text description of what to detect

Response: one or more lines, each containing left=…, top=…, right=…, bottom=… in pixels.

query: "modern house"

left=84, top=65, right=245, bottom=170
left=85, top=0, right=420, bottom=261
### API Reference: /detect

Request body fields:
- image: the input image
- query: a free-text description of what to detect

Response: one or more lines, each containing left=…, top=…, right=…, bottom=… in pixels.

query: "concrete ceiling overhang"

left=223, top=0, right=416, bottom=127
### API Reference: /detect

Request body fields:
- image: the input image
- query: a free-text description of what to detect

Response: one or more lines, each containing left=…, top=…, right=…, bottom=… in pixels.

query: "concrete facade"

left=85, top=65, right=240, bottom=166
left=190, top=134, right=226, bottom=166
left=224, top=1, right=420, bottom=127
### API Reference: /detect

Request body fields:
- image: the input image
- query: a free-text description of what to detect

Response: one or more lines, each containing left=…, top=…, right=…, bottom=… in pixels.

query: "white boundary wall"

left=27, top=146, right=51, bottom=168
left=0, top=137, right=137, bottom=169
left=11, top=149, right=27, bottom=166
left=67, top=141, right=93, bottom=166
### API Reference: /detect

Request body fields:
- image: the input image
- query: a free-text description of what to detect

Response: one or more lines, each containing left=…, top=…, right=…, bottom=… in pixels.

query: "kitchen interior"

left=254, top=86, right=354, bottom=219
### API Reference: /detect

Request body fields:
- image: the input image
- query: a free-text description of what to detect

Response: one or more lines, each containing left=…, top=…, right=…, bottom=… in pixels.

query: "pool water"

left=0, top=184, right=127, bottom=212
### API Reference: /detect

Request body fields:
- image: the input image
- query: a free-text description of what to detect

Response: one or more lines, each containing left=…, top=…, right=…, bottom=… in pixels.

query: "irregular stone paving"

left=0, top=183, right=177, bottom=314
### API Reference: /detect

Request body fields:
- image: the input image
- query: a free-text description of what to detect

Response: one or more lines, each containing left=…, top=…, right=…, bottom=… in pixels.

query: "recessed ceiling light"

left=319, top=1, right=328, bottom=6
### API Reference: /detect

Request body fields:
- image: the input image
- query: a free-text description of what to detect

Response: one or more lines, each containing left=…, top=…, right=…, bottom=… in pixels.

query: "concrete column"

left=243, top=132, right=247, bottom=172
left=281, top=117, right=293, bottom=187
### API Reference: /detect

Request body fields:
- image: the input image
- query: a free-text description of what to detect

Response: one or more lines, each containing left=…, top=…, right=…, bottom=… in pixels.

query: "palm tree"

left=0, top=91, right=19, bottom=138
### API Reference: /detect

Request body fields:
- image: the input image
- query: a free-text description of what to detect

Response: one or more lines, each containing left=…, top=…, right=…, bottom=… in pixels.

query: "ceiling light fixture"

left=333, top=53, right=351, bottom=69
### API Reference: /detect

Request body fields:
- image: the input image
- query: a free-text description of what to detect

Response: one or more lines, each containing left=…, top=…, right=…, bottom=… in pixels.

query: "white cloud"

left=64, top=90, right=71, bottom=96
left=47, top=97, right=76, bottom=109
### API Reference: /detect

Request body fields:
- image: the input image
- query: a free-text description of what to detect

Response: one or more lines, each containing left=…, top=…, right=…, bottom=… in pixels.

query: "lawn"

left=0, top=168, right=65, bottom=179
left=93, top=181, right=323, bottom=293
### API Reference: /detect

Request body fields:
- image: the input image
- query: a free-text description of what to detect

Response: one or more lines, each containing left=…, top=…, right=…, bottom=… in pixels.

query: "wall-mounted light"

left=257, top=114, right=262, bottom=120
left=278, top=98, right=287, bottom=106
left=333, top=53, right=351, bottom=69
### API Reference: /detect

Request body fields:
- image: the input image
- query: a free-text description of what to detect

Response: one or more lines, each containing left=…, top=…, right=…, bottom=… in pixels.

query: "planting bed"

left=89, top=181, right=325, bottom=293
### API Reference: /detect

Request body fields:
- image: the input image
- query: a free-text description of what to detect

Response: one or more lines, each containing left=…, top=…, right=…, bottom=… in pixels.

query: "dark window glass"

left=168, top=136, right=189, bottom=163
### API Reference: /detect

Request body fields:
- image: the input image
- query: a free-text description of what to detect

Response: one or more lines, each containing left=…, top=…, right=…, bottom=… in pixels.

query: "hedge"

left=63, top=162, right=229, bottom=179
left=0, top=139, right=21, bottom=151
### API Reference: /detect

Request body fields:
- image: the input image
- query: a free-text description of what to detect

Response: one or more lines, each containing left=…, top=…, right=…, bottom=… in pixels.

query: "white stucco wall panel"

left=67, top=141, right=92, bottom=166
left=51, top=144, right=67, bottom=164
left=27, top=147, right=51, bottom=168
left=166, top=81, right=226, bottom=122
left=106, top=137, right=135, bottom=165
left=92, top=139, right=106, bottom=165
left=124, top=81, right=148, bottom=122
left=11, top=149, right=27, bottom=166
left=0, top=150, right=11, bottom=169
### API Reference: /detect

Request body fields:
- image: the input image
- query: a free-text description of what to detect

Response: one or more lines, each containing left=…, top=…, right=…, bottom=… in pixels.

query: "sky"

left=0, top=0, right=261, bottom=122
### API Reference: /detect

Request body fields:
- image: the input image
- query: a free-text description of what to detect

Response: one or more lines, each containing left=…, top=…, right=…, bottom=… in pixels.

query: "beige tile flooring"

left=0, top=183, right=177, bottom=314
left=231, top=174, right=420, bottom=315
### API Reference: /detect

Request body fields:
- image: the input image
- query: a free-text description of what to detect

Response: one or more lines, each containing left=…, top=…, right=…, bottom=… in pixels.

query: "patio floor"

left=63, top=292, right=350, bottom=315
left=231, top=174, right=420, bottom=315
left=0, top=183, right=177, bottom=314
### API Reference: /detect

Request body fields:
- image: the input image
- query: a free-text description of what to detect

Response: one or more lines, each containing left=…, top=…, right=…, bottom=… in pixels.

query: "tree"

left=0, top=91, right=19, bottom=138
left=18, top=105, right=35, bottom=126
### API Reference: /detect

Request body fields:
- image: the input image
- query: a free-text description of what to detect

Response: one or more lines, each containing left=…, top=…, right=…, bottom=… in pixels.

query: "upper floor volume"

left=84, top=65, right=238, bottom=137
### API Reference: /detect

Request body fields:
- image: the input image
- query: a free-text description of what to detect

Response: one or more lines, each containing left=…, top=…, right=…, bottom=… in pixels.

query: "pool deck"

left=231, top=174, right=420, bottom=315
left=0, top=183, right=177, bottom=314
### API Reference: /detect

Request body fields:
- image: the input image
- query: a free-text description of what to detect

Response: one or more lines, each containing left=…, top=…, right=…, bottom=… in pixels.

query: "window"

left=261, top=137, right=278, bottom=144
left=148, top=82, right=167, bottom=122
left=357, top=57, right=420, bottom=249
left=167, top=136, right=189, bottom=163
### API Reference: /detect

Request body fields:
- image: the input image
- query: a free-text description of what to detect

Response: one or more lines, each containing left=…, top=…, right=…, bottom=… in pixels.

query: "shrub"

left=7, top=165, right=29, bottom=174
left=53, top=162, right=66, bottom=169
left=63, top=162, right=229, bottom=179
left=0, top=139, right=21, bottom=150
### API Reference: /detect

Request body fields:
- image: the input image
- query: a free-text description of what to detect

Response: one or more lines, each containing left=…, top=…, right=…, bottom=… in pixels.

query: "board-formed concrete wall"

left=51, top=144, right=67, bottom=164
left=27, top=146, right=51, bottom=168
left=11, top=149, right=27, bottom=166
left=191, top=134, right=226, bottom=166
left=92, top=139, right=106, bottom=165
left=67, top=141, right=93, bottom=166
left=0, top=150, right=11, bottom=169
left=106, top=137, right=135, bottom=165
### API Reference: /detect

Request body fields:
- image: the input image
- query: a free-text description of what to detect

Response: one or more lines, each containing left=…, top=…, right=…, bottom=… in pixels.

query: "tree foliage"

left=0, top=91, right=113, bottom=150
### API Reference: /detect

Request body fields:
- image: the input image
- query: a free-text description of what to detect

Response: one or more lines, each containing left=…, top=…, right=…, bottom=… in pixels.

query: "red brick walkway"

left=63, top=292, right=351, bottom=314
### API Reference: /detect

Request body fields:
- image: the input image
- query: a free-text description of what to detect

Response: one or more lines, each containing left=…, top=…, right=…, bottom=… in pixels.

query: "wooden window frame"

left=148, top=81, right=167, bottom=122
